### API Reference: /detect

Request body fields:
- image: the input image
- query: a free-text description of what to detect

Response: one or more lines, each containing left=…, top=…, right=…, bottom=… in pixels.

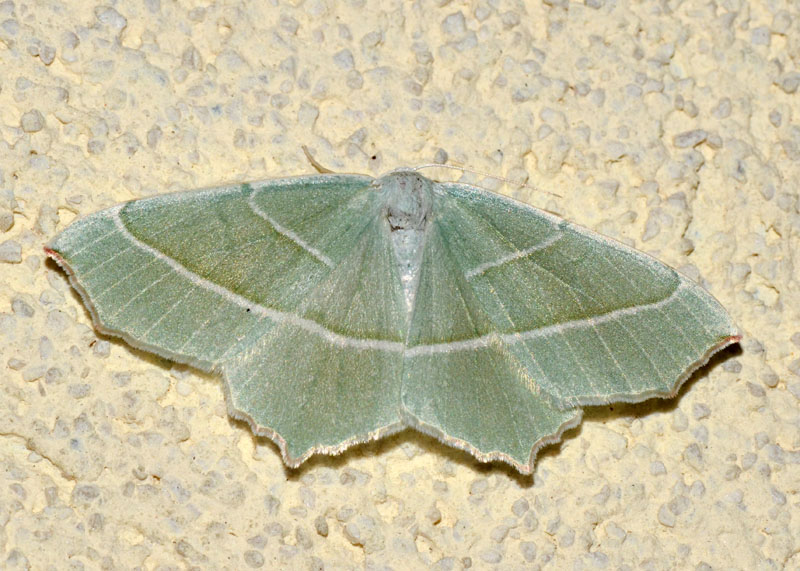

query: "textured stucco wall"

left=1, top=1, right=798, bottom=569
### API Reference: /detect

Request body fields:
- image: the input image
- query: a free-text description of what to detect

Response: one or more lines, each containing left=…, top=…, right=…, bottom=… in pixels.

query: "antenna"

left=414, top=162, right=563, bottom=199
left=301, top=145, right=335, bottom=174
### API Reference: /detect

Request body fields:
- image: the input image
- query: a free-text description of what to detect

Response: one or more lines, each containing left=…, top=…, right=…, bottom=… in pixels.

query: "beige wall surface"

left=1, top=1, right=798, bottom=568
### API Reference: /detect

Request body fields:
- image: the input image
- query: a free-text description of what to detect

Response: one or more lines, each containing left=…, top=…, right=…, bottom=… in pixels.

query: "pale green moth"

left=45, top=170, right=740, bottom=473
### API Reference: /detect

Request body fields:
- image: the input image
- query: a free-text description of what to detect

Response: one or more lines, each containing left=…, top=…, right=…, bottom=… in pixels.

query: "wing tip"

left=44, top=245, right=63, bottom=264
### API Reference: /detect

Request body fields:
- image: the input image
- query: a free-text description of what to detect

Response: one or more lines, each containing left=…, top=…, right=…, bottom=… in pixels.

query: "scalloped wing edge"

left=45, top=236, right=741, bottom=475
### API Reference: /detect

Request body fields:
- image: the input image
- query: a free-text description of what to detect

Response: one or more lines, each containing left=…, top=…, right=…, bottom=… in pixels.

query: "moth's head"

left=380, top=171, right=434, bottom=231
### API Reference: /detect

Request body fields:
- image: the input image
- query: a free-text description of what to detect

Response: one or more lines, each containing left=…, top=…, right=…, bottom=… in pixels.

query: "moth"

left=46, top=169, right=739, bottom=473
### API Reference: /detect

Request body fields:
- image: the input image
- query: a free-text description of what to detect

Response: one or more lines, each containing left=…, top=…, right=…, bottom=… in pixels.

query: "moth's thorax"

left=380, top=171, right=434, bottom=231
left=378, top=171, right=434, bottom=316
